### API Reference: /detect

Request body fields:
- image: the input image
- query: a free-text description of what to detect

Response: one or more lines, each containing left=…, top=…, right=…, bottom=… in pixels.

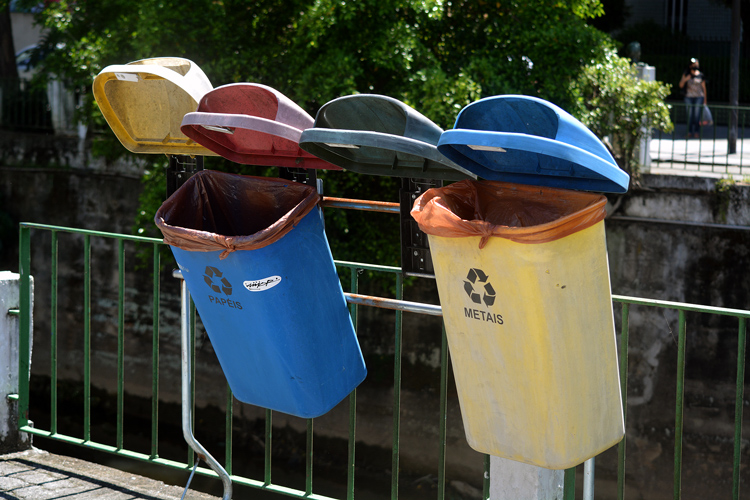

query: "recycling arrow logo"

left=464, top=268, right=496, bottom=307
left=204, top=266, right=232, bottom=295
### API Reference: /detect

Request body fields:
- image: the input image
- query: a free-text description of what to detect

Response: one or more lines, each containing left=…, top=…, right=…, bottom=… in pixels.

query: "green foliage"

left=23, top=0, right=614, bottom=127
left=23, top=0, right=619, bottom=265
left=713, top=177, right=737, bottom=223
left=419, top=0, right=611, bottom=110
left=570, top=47, right=673, bottom=186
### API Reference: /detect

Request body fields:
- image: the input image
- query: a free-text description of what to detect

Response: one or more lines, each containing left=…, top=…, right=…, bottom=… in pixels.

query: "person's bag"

left=700, top=105, right=714, bottom=126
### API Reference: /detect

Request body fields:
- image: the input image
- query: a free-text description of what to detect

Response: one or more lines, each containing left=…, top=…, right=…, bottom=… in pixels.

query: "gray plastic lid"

left=299, top=94, right=475, bottom=181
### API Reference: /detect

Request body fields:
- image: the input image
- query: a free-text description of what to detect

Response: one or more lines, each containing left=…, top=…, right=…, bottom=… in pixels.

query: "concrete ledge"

left=0, top=448, right=218, bottom=500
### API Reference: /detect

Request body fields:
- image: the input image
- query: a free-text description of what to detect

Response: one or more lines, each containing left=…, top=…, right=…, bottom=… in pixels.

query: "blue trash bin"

left=155, top=170, right=366, bottom=418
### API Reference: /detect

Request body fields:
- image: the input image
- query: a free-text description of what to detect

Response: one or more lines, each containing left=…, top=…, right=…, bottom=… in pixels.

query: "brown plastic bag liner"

left=411, top=179, right=607, bottom=248
left=155, top=170, right=319, bottom=259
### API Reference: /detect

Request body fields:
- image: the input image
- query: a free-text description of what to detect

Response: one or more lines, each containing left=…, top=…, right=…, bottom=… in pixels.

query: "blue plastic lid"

left=437, top=95, right=629, bottom=193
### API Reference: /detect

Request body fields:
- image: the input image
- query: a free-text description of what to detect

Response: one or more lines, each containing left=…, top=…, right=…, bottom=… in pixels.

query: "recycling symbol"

left=204, top=266, right=232, bottom=295
left=464, top=268, right=496, bottom=307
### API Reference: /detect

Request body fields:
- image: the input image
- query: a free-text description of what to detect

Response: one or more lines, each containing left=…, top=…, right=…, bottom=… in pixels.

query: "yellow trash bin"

left=412, top=179, right=625, bottom=469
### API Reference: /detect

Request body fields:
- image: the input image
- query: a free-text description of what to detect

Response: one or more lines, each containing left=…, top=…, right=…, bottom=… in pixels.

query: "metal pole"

left=728, top=0, right=741, bottom=154
left=583, top=457, right=595, bottom=500
left=177, top=270, right=233, bottom=500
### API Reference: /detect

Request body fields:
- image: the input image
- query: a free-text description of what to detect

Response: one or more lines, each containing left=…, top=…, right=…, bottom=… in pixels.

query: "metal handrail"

left=16, top=215, right=750, bottom=500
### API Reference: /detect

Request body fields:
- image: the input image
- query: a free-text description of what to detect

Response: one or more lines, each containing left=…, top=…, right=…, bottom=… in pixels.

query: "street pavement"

left=648, top=123, right=750, bottom=179
left=0, top=448, right=218, bottom=500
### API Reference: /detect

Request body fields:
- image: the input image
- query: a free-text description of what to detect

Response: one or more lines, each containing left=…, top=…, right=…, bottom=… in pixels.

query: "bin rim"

left=411, top=179, right=608, bottom=248
left=437, top=95, right=629, bottom=193
left=298, top=94, right=476, bottom=181
left=179, top=83, right=340, bottom=169
left=92, top=57, right=216, bottom=155
left=154, top=170, right=320, bottom=259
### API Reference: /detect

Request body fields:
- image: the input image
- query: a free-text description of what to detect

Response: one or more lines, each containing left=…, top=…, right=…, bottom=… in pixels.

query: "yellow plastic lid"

left=93, top=57, right=216, bottom=155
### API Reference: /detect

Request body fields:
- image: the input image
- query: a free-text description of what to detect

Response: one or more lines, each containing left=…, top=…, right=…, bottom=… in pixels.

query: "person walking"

left=679, top=58, right=707, bottom=138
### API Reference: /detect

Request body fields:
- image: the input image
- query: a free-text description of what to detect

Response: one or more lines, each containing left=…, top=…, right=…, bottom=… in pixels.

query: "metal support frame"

left=279, top=167, right=323, bottom=195
left=583, top=457, right=595, bottom=500
left=399, top=178, right=441, bottom=277
left=167, top=155, right=204, bottom=198
left=175, top=270, right=233, bottom=500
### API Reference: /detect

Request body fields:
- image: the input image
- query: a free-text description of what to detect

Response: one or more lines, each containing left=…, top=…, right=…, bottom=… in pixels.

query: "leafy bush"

left=570, top=48, right=674, bottom=186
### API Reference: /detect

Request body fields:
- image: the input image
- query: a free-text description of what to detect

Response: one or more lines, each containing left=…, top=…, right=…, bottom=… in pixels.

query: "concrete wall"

left=9, top=12, right=43, bottom=54
left=0, top=272, right=32, bottom=454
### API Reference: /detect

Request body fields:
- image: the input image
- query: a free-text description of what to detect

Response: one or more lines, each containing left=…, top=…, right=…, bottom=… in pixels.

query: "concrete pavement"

left=648, top=123, right=750, bottom=179
left=0, top=448, right=218, bottom=500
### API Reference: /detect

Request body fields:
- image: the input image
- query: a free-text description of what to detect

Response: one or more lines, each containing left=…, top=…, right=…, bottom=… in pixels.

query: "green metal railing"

left=15, top=219, right=750, bottom=499
left=611, top=296, right=749, bottom=500
left=650, top=102, right=750, bottom=176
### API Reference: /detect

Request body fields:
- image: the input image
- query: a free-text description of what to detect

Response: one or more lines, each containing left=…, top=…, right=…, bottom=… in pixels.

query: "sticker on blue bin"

left=244, top=276, right=282, bottom=292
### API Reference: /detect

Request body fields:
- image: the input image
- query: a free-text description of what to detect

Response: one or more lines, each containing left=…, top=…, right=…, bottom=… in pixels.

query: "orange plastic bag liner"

left=411, top=179, right=607, bottom=248
left=155, top=170, right=319, bottom=259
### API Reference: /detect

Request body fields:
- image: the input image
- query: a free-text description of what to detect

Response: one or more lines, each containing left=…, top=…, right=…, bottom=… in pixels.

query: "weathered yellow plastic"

left=429, top=220, right=624, bottom=469
left=92, top=57, right=216, bottom=155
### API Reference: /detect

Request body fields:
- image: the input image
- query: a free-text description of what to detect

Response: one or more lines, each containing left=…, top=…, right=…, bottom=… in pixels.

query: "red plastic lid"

left=181, top=83, right=340, bottom=169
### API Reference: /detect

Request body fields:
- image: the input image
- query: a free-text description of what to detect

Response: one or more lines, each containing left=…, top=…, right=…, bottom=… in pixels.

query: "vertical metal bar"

left=225, top=383, right=233, bottom=476
left=437, top=324, right=449, bottom=500
left=618, top=303, right=630, bottom=500
left=347, top=266, right=359, bottom=500
left=188, top=299, right=196, bottom=469
left=483, top=455, right=490, bottom=500
left=306, top=418, right=313, bottom=496
left=671, top=105, right=678, bottom=166
left=178, top=274, right=232, bottom=499
left=732, top=317, right=746, bottom=500
left=265, top=409, right=272, bottom=485
left=722, top=106, right=731, bottom=172
left=349, top=268, right=359, bottom=324
left=151, top=243, right=160, bottom=460
left=655, top=129, right=661, bottom=163
left=740, top=111, right=746, bottom=170
left=117, top=239, right=125, bottom=450
left=673, top=310, right=687, bottom=500
left=347, top=390, right=356, bottom=500
left=563, top=466, right=576, bottom=500
left=583, top=457, right=595, bottom=500
left=18, top=225, right=31, bottom=429
left=83, top=234, right=91, bottom=442
left=50, top=231, right=58, bottom=435
left=711, top=119, right=718, bottom=174
left=391, top=272, right=404, bottom=500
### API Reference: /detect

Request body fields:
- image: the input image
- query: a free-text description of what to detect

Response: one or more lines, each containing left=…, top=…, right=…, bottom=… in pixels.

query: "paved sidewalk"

left=0, top=448, right=218, bottom=500
left=648, top=124, right=750, bottom=179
